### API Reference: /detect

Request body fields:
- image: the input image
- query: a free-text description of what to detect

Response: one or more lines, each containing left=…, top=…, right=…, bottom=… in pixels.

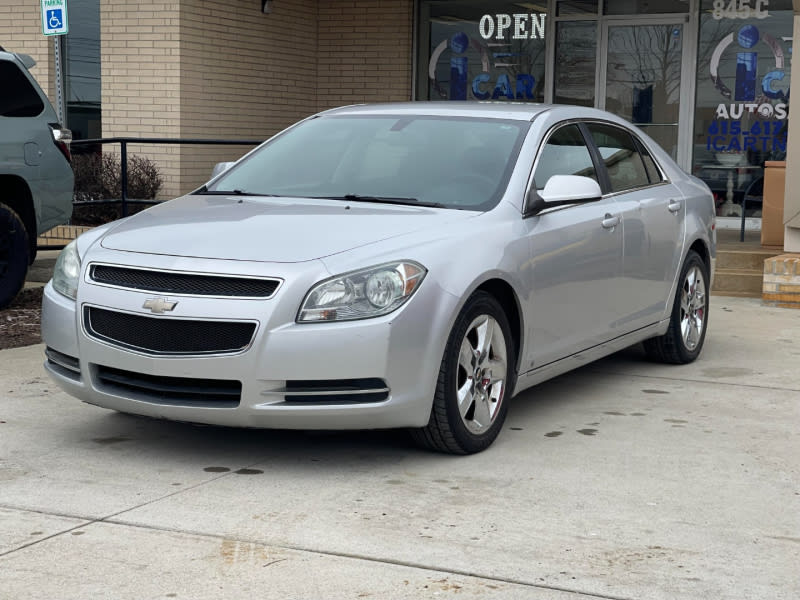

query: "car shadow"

left=58, top=343, right=656, bottom=467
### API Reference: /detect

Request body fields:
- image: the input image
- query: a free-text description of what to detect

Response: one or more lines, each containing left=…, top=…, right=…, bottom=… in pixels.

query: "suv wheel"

left=0, top=202, right=30, bottom=308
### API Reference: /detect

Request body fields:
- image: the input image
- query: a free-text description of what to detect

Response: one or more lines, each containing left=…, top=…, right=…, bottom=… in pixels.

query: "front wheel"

left=411, top=291, right=515, bottom=454
left=644, top=250, right=709, bottom=364
left=0, top=203, right=30, bottom=309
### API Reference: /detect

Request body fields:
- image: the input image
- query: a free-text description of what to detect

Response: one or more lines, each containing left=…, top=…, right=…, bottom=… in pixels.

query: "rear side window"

left=586, top=123, right=650, bottom=192
left=638, top=144, right=664, bottom=184
left=533, top=124, right=598, bottom=189
left=0, top=61, right=45, bottom=117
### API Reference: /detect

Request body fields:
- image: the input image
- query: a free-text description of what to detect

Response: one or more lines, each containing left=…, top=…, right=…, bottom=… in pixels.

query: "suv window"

left=533, top=124, right=598, bottom=189
left=0, top=61, right=45, bottom=117
left=585, top=123, right=650, bottom=192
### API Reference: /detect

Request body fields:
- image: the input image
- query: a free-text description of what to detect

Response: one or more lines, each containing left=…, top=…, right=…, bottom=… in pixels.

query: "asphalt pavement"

left=0, top=296, right=798, bottom=599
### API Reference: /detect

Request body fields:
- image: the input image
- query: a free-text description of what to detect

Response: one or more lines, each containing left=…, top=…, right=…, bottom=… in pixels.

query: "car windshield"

left=206, top=114, right=528, bottom=210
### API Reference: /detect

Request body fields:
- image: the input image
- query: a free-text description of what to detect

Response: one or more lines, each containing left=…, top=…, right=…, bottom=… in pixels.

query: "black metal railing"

left=70, top=137, right=262, bottom=217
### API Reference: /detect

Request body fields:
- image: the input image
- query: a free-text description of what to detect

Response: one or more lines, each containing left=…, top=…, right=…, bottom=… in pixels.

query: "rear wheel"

left=411, top=291, right=514, bottom=454
left=0, top=202, right=30, bottom=309
left=644, top=250, right=709, bottom=364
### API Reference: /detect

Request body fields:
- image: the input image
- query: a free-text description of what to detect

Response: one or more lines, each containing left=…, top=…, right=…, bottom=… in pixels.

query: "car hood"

left=100, top=194, right=478, bottom=263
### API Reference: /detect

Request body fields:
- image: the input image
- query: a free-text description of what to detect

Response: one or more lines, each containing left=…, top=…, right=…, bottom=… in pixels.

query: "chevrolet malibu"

left=42, top=103, right=715, bottom=454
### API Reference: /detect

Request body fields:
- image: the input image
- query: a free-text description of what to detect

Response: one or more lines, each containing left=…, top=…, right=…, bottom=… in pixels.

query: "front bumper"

left=42, top=250, right=456, bottom=430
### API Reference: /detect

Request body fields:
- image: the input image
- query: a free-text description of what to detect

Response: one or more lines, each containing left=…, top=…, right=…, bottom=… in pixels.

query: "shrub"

left=71, top=152, right=163, bottom=225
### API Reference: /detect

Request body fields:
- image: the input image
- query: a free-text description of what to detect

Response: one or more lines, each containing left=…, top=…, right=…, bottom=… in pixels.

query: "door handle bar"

left=601, top=213, right=620, bottom=229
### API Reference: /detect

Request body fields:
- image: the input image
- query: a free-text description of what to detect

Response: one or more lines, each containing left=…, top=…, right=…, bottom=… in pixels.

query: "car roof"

left=318, top=101, right=622, bottom=124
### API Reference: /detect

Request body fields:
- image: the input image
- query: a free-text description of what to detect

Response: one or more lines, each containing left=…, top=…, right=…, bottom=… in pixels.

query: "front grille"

left=262, top=378, right=390, bottom=404
left=84, top=307, right=256, bottom=355
left=90, top=264, right=280, bottom=298
left=94, top=365, right=241, bottom=408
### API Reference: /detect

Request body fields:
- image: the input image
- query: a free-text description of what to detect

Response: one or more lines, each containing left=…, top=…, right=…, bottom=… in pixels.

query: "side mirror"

left=210, top=161, right=235, bottom=179
left=526, top=175, right=603, bottom=216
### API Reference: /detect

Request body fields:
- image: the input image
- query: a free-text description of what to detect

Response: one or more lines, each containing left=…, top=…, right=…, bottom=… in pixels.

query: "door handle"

left=601, top=213, right=620, bottom=229
left=668, top=200, right=682, bottom=213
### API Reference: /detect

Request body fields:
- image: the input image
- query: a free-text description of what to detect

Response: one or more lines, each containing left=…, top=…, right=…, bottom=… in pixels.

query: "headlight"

left=298, top=261, right=426, bottom=323
left=52, top=239, right=81, bottom=299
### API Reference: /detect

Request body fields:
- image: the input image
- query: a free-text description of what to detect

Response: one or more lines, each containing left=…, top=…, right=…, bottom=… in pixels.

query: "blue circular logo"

left=737, top=25, right=759, bottom=49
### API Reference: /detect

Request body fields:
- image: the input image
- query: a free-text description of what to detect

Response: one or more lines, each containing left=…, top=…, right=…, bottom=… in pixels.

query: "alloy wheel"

left=680, top=265, right=706, bottom=351
left=456, top=314, right=508, bottom=435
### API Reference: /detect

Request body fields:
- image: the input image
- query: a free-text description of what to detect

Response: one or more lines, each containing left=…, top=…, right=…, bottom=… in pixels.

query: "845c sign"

left=713, top=0, right=769, bottom=20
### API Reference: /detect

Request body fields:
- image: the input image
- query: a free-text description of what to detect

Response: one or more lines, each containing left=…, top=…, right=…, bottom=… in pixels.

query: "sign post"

left=41, top=0, right=68, bottom=124
left=41, top=0, right=69, bottom=36
left=52, top=37, right=65, bottom=124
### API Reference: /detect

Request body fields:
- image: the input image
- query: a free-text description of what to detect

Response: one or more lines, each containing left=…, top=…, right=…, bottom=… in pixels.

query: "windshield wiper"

left=313, top=194, right=445, bottom=208
left=194, top=186, right=278, bottom=197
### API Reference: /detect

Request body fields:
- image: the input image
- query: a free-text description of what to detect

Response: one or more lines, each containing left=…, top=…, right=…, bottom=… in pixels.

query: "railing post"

left=120, top=140, right=129, bottom=217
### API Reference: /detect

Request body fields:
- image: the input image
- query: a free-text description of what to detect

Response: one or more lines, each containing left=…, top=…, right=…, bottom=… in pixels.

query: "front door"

left=600, top=19, right=692, bottom=167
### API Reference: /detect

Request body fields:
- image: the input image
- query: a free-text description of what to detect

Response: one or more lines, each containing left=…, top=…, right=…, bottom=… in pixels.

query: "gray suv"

left=0, top=47, right=74, bottom=308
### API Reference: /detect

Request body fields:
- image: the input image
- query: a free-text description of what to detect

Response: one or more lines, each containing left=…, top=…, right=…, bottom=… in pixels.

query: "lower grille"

left=45, top=347, right=81, bottom=380
left=84, top=307, right=256, bottom=355
left=94, top=365, right=241, bottom=408
left=263, top=378, right=390, bottom=404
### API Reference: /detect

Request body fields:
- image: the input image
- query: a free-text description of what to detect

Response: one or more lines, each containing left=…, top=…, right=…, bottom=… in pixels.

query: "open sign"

left=479, top=13, right=547, bottom=41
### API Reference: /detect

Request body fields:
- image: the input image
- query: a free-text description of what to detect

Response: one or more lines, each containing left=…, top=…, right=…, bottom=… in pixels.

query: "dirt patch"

left=0, top=287, right=43, bottom=350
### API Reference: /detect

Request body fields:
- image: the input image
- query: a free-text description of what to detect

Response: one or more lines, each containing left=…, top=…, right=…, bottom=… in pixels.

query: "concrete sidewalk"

left=0, top=297, right=798, bottom=599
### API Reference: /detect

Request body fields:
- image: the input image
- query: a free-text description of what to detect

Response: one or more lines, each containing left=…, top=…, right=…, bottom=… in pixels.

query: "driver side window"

left=533, top=124, right=598, bottom=190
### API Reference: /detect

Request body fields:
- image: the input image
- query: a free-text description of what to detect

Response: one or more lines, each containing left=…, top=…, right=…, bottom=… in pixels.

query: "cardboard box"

left=761, top=161, right=785, bottom=247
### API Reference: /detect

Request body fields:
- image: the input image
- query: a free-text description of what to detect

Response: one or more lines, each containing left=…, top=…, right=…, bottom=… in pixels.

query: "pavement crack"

left=0, top=508, right=93, bottom=559
left=0, top=462, right=264, bottom=560
left=97, top=518, right=637, bottom=600
left=587, top=368, right=800, bottom=393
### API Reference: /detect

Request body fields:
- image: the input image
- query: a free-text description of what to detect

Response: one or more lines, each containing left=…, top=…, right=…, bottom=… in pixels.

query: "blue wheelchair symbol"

left=47, top=9, right=63, bottom=30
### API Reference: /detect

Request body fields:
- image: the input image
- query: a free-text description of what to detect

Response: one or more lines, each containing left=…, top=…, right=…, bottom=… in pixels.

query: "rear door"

left=0, top=57, right=47, bottom=171
left=583, top=122, right=685, bottom=331
left=0, top=55, right=72, bottom=232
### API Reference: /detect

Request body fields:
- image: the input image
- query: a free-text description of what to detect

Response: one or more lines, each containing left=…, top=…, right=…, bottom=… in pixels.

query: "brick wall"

left=0, top=1, right=55, bottom=101
left=174, top=0, right=415, bottom=195
left=177, top=0, right=319, bottom=194
left=100, top=1, right=182, bottom=198
left=316, top=0, right=414, bottom=111
left=2, top=0, right=417, bottom=201
left=763, top=255, right=800, bottom=308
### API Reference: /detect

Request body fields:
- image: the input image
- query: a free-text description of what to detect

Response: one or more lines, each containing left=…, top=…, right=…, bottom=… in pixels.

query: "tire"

left=411, top=291, right=515, bottom=454
left=644, top=250, right=709, bottom=364
left=0, top=202, right=30, bottom=309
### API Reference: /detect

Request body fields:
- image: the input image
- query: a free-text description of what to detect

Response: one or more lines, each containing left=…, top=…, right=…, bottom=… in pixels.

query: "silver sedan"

left=42, top=103, right=716, bottom=454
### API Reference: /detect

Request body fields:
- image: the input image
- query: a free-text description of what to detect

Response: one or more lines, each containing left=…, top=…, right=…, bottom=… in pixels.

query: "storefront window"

left=418, top=1, right=547, bottom=102
left=605, top=23, right=684, bottom=158
left=693, top=0, right=792, bottom=218
left=554, top=21, right=597, bottom=107
left=63, top=0, right=101, bottom=139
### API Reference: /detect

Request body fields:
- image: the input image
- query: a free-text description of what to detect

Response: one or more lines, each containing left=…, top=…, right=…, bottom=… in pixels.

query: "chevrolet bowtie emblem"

left=143, top=298, right=178, bottom=314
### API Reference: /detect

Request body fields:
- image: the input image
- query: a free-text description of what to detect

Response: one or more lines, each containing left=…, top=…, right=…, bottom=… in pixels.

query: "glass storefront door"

left=599, top=20, right=691, bottom=164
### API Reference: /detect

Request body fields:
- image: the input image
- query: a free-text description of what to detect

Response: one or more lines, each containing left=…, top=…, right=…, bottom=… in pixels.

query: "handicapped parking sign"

left=48, top=10, right=64, bottom=29
left=41, top=0, right=69, bottom=36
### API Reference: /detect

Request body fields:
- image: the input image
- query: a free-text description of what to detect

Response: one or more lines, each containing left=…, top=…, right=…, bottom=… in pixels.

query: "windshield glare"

left=208, top=115, right=528, bottom=210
